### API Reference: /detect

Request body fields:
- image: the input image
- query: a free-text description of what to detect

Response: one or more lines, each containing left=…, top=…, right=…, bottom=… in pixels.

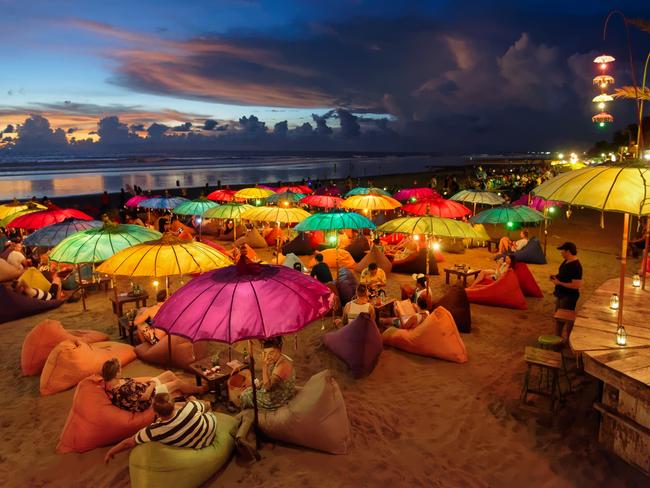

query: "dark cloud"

left=67, top=127, right=77, bottom=134
left=147, top=122, right=168, bottom=140
left=2, top=124, right=14, bottom=134
left=335, top=108, right=360, bottom=138
left=203, top=119, right=218, bottom=130
left=172, top=122, right=192, bottom=132
left=97, top=116, right=131, bottom=144
left=14, top=115, right=68, bottom=150
left=311, top=111, right=333, bottom=136
left=273, top=120, right=288, bottom=136
left=238, top=115, right=266, bottom=133
left=130, top=123, right=145, bottom=132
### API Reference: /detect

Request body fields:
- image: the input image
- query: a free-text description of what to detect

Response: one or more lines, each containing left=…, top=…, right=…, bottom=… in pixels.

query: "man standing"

left=551, top=241, right=582, bottom=337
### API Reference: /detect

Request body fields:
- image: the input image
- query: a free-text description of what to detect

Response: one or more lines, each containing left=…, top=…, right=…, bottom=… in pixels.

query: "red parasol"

left=402, top=198, right=471, bottom=218
left=277, top=185, right=313, bottom=194
left=7, top=208, right=93, bottom=230
left=125, top=195, right=160, bottom=208
left=300, top=194, right=343, bottom=209
left=206, top=189, right=237, bottom=202
left=393, top=187, right=439, bottom=202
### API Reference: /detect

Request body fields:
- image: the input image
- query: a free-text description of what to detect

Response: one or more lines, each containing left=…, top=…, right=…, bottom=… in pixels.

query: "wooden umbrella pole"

left=618, top=213, right=630, bottom=327
left=643, top=216, right=650, bottom=290
left=165, top=276, right=169, bottom=298
left=77, top=264, right=87, bottom=311
left=167, top=334, right=173, bottom=368
left=248, top=339, right=260, bottom=449
left=276, top=221, right=280, bottom=265
left=543, top=214, right=548, bottom=257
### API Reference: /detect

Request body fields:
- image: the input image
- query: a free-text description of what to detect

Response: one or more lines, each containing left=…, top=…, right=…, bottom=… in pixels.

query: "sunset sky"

left=1, top=0, right=649, bottom=153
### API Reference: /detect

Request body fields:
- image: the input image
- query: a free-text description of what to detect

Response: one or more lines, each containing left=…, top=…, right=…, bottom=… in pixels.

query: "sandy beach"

left=1, top=205, right=648, bottom=488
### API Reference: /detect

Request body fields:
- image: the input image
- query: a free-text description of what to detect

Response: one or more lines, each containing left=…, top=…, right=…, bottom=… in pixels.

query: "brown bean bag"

left=345, top=236, right=370, bottom=262
left=0, top=285, right=64, bottom=324
left=21, top=319, right=109, bottom=376
left=135, top=335, right=197, bottom=370
left=259, top=370, right=351, bottom=454
left=57, top=375, right=154, bottom=453
left=310, top=248, right=356, bottom=271
left=430, top=285, right=472, bottom=333
left=40, top=340, right=136, bottom=396
left=354, top=246, right=392, bottom=274
left=282, top=234, right=315, bottom=256
left=382, top=306, right=467, bottom=363
left=391, top=248, right=439, bottom=275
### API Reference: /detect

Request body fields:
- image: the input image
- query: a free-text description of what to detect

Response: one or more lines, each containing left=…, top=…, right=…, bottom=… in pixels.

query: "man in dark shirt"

left=551, top=241, right=583, bottom=337
left=310, top=253, right=333, bottom=283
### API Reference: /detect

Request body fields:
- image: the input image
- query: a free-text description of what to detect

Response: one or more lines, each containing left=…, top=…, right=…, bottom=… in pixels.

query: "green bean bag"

left=129, top=413, right=237, bottom=488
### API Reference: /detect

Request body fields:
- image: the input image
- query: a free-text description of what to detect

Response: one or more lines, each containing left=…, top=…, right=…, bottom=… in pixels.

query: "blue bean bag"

left=513, top=237, right=547, bottom=264
left=0, top=285, right=64, bottom=324
left=335, top=267, right=358, bottom=306
left=323, top=312, right=383, bottom=378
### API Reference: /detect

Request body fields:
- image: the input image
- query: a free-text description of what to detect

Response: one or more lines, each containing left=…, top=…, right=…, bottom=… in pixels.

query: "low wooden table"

left=189, top=350, right=247, bottom=405
left=118, top=315, right=136, bottom=344
left=110, top=292, right=148, bottom=322
left=444, top=267, right=481, bottom=287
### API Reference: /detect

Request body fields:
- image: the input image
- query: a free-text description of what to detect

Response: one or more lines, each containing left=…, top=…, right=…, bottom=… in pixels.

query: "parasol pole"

left=276, top=221, right=280, bottom=265
left=165, top=276, right=169, bottom=298
left=543, top=209, right=548, bottom=257
left=618, top=213, right=630, bottom=327
left=642, top=216, right=649, bottom=290
left=77, top=264, right=87, bottom=311
left=167, top=334, right=173, bottom=368
left=247, top=339, right=260, bottom=449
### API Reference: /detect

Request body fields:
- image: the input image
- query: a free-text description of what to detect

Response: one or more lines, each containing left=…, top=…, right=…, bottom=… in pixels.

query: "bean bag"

left=430, top=285, right=472, bottom=333
left=259, top=370, right=351, bottom=454
left=335, top=267, right=359, bottom=306
left=244, top=228, right=267, bottom=248
left=265, top=227, right=286, bottom=247
left=40, top=340, right=136, bottom=396
left=0, top=258, right=22, bottom=283
left=354, top=246, right=392, bottom=274
left=310, top=248, right=356, bottom=271
left=129, top=413, right=237, bottom=488
left=345, top=237, right=370, bottom=262
left=135, top=335, right=197, bottom=370
left=513, top=262, right=543, bottom=298
left=282, top=234, right=315, bottom=256
left=57, top=375, right=155, bottom=454
left=323, top=313, right=382, bottom=378
left=171, top=220, right=195, bottom=236
left=308, top=231, right=325, bottom=248
left=21, top=319, right=109, bottom=376
left=391, top=249, right=439, bottom=275
left=282, top=253, right=306, bottom=272
left=382, top=306, right=468, bottom=363
left=19, top=267, right=51, bottom=292
left=380, top=233, right=404, bottom=246
left=465, top=269, right=527, bottom=310
left=199, top=220, right=222, bottom=236
left=513, top=236, right=547, bottom=264
left=440, top=238, right=465, bottom=254
left=0, top=285, right=64, bottom=324
left=201, top=239, right=233, bottom=259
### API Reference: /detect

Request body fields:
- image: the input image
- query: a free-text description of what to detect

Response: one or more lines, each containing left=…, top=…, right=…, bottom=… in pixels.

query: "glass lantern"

left=616, top=325, right=627, bottom=346
left=632, top=274, right=641, bottom=288
left=609, top=293, right=619, bottom=310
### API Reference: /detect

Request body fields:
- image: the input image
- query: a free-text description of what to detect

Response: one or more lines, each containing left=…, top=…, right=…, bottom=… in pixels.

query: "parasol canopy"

left=234, top=188, right=275, bottom=200
left=0, top=209, right=39, bottom=227
left=240, top=206, right=311, bottom=224
left=266, top=191, right=306, bottom=205
left=450, top=190, right=504, bottom=206
left=300, top=194, right=343, bottom=209
left=393, top=187, right=439, bottom=202
left=276, top=185, right=313, bottom=195
left=49, top=223, right=161, bottom=264
left=96, top=235, right=232, bottom=277
left=125, top=195, right=159, bottom=208
left=23, top=219, right=103, bottom=247
left=172, top=199, right=218, bottom=216
left=402, top=198, right=471, bottom=218
left=203, top=203, right=253, bottom=220
left=511, top=194, right=563, bottom=212
left=0, top=200, right=46, bottom=220
left=206, top=189, right=237, bottom=202
left=470, top=205, right=546, bottom=225
left=7, top=208, right=93, bottom=230
left=378, top=216, right=481, bottom=239
left=295, top=211, right=376, bottom=232
left=153, top=264, right=332, bottom=343
left=344, top=187, right=391, bottom=197
left=139, top=196, right=188, bottom=210
left=342, top=194, right=401, bottom=211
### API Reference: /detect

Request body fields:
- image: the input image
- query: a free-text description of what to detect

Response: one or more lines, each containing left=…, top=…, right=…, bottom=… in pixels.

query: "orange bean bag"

left=40, top=340, right=136, bottom=396
left=513, top=262, right=543, bottom=298
left=57, top=375, right=155, bottom=453
left=244, top=228, right=268, bottom=248
left=171, top=220, right=195, bottom=236
left=354, top=246, right=392, bottom=274
left=135, top=335, right=197, bottom=370
left=465, top=269, right=527, bottom=310
left=382, top=306, right=467, bottom=363
left=310, top=248, right=356, bottom=270
left=21, top=319, right=109, bottom=376
left=265, top=227, right=286, bottom=247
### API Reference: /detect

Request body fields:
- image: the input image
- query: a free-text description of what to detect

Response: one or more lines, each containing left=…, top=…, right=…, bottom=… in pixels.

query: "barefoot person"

left=469, top=254, right=515, bottom=288
left=498, top=230, right=529, bottom=255
left=551, top=242, right=582, bottom=337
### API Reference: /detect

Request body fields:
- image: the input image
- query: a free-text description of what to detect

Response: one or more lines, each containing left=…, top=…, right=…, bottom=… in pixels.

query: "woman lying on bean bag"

left=468, top=253, right=515, bottom=288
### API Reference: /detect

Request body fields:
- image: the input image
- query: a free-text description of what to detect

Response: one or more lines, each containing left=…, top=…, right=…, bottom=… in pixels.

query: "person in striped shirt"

left=104, top=393, right=217, bottom=463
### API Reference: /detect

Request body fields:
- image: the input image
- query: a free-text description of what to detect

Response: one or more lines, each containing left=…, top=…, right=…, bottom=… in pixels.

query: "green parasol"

left=469, top=205, right=546, bottom=225
left=172, top=199, right=218, bottom=216
left=295, top=211, right=376, bottom=232
left=344, top=187, right=391, bottom=197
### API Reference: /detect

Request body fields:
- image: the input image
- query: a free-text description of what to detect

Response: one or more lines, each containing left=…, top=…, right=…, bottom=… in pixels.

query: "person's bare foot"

left=235, top=437, right=261, bottom=462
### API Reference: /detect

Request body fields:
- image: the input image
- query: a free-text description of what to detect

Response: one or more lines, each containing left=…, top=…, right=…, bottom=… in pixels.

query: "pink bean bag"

left=513, top=262, right=543, bottom=298
left=40, top=340, right=136, bottom=396
left=21, top=319, right=109, bottom=376
left=382, top=306, right=467, bottom=363
left=465, top=269, right=527, bottom=310
left=57, top=375, right=155, bottom=453
left=310, top=248, right=356, bottom=270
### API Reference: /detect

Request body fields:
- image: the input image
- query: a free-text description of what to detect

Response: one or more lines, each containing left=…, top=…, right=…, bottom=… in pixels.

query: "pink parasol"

left=206, top=189, right=237, bottom=202
left=276, top=185, right=313, bottom=194
left=512, top=194, right=563, bottom=212
left=393, top=187, right=439, bottom=202
left=402, top=197, right=471, bottom=218
left=7, top=208, right=93, bottom=230
left=300, top=194, right=343, bottom=209
left=125, top=195, right=159, bottom=208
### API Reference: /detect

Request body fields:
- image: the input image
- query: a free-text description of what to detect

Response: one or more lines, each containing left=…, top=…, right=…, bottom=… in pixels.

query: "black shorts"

left=555, top=295, right=578, bottom=311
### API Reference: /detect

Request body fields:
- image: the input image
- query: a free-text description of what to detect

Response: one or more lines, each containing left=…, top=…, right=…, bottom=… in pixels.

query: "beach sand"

left=1, top=208, right=648, bottom=487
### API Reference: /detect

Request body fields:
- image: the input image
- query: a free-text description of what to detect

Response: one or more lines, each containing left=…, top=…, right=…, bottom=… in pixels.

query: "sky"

left=1, top=0, right=650, bottom=154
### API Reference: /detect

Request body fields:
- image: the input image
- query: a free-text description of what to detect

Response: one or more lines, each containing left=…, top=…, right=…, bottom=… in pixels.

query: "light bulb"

left=196, top=217, right=202, bottom=224
left=598, top=102, right=605, bottom=110
left=600, top=63, right=607, bottom=70
left=600, top=83, right=607, bottom=89
left=153, top=280, right=159, bottom=287
left=413, top=234, right=420, bottom=241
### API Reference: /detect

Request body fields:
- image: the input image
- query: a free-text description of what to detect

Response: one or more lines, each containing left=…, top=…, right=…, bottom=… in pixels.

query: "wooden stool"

left=520, top=346, right=564, bottom=412
left=537, top=335, right=572, bottom=393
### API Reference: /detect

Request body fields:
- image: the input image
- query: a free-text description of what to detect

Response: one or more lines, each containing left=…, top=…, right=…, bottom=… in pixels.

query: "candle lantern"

left=616, top=325, right=627, bottom=346
left=632, top=274, right=641, bottom=287
left=609, top=293, right=619, bottom=310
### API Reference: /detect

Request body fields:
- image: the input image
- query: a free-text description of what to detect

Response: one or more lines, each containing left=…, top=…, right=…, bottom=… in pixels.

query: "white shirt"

left=7, top=250, right=25, bottom=271
left=514, top=238, right=528, bottom=251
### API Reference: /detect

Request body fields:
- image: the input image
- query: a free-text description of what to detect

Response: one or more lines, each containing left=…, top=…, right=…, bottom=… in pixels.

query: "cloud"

left=147, top=122, right=168, bottom=140
left=14, top=115, right=68, bottom=150
left=273, top=120, right=288, bottom=136
left=335, top=108, right=360, bottom=138
left=311, top=111, right=333, bottom=136
left=238, top=115, right=266, bottom=134
left=202, top=119, right=218, bottom=130
left=97, top=116, right=131, bottom=144
left=172, top=122, right=192, bottom=132
left=2, top=124, right=13, bottom=134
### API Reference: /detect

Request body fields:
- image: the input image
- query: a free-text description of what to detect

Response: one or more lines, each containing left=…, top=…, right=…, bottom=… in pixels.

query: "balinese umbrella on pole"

left=234, top=188, right=275, bottom=203
left=402, top=198, right=471, bottom=219
left=393, top=187, right=439, bottom=202
left=206, top=189, right=237, bottom=203
left=450, top=189, right=505, bottom=215
left=125, top=195, right=159, bottom=208
left=7, top=208, right=93, bottom=230
left=342, top=194, right=401, bottom=212
left=172, top=199, right=219, bottom=241
left=470, top=205, right=547, bottom=253
left=0, top=200, right=46, bottom=220
left=154, top=263, right=332, bottom=439
left=276, top=185, right=313, bottom=195
left=344, top=187, right=391, bottom=197
left=0, top=209, right=39, bottom=228
left=139, top=196, right=188, bottom=210
left=267, top=191, right=305, bottom=205
left=300, top=194, right=343, bottom=209
left=24, top=219, right=103, bottom=247
left=203, top=203, right=253, bottom=241
left=532, top=165, right=650, bottom=334
left=49, top=223, right=161, bottom=310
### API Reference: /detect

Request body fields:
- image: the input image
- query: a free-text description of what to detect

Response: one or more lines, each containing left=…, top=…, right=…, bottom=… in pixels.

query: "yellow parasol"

left=234, top=188, right=275, bottom=201
left=0, top=200, right=46, bottom=221
left=342, top=194, right=401, bottom=212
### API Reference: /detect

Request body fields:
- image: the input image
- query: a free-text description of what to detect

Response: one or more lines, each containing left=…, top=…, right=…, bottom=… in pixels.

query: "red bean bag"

left=57, top=375, right=155, bottom=453
left=430, top=285, right=472, bottom=333
left=21, top=319, right=109, bottom=376
left=513, top=262, right=543, bottom=298
left=354, top=246, right=392, bottom=274
left=323, top=313, right=383, bottom=378
left=434, top=250, right=445, bottom=262
left=382, top=306, right=467, bottom=363
left=391, top=249, right=439, bottom=275
left=135, top=335, right=197, bottom=370
left=0, top=285, right=64, bottom=324
left=310, top=248, right=356, bottom=270
left=40, top=340, right=136, bottom=396
left=309, top=231, right=325, bottom=248
left=380, top=233, right=404, bottom=246
left=465, top=269, right=527, bottom=310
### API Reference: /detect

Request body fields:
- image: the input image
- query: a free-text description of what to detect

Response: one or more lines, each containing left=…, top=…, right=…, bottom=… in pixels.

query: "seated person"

left=310, top=253, right=333, bottom=284
left=400, top=274, right=432, bottom=304
left=498, top=230, right=529, bottom=255
left=6, top=241, right=30, bottom=272
left=370, top=237, right=384, bottom=253
left=359, top=262, right=386, bottom=298
left=469, top=253, right=515, bottom=288
left=335, top=284, right=376, bottom=326
left=379, top=295, right=430, bottom=330
left=104, top=392, right=217, bottom=463
left=133, top=290, right=167, bottom=344
left=101, top=358, right=206, bottom=413
left=13, top=269, right=64, bottom=301
left=386, top=236, right=418, bottom=261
